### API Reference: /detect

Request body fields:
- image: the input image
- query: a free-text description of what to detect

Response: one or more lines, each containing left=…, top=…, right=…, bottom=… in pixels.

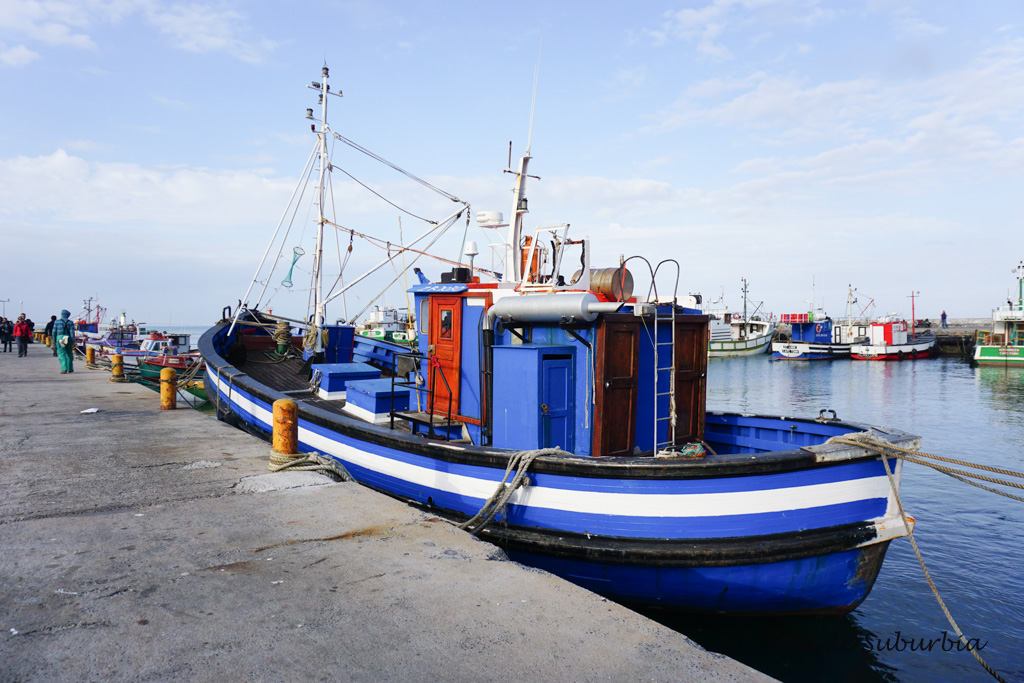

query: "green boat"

left=974, top=260, right=1024, bottom=367
left=137, top=356, right=208, bottom=401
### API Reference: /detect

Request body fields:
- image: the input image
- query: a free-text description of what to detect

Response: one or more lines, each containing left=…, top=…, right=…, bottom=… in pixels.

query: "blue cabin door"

left=540, top=355, right=574, bottom=451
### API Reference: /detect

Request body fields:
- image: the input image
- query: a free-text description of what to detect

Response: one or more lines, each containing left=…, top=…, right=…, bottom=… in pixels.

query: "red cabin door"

left=429, top=296, right=462, bottom=415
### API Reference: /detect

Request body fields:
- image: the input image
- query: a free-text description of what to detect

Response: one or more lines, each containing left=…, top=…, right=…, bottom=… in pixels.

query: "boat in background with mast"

left=707, top=278, right=776, bottom=357
left=851, top=292, right=935, bottom=361
left=974, top=260, right=1024, bottom=367
left=773, top=286, right=872, bottom=360
left=72, top=297, right=105, bottom=337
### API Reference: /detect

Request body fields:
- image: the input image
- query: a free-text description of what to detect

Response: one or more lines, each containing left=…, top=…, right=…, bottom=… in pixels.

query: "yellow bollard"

left=273, top=398, right=298, bottom=454
left=160, top=367, right=177, bottom=410
left=86, top=346, right=96, bottom=365
left=110, top=354, right=124, bottom=382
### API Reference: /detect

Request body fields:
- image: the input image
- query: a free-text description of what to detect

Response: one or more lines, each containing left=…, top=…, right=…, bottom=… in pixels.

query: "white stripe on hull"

left=211, top=371, right=900, bottom=521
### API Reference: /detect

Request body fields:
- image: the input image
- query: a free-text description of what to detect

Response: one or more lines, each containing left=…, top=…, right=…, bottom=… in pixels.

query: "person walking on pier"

left=13, top=315, right=31, bottom=357
left=45, top=315, right=57, bottom=356
left=0, top=317, right=12, bottom=352
left=941, top=310, right=948, bottom=329
left=52, top=310, right=75, bottom=374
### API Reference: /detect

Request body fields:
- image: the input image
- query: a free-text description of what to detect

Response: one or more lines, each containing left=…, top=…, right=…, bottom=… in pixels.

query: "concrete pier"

left=0, top=352, right=768, bottom=681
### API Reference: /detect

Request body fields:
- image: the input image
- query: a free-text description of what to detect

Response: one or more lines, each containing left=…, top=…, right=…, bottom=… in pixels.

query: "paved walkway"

left=0, top=349, right=768, bottom=681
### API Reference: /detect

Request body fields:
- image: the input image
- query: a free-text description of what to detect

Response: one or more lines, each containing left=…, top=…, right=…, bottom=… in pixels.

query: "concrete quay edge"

left=0, top=349, right=770, bottom=682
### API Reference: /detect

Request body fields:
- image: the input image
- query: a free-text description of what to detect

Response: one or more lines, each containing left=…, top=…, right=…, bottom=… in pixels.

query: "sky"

left=1, top=0, right=1023, bottom=328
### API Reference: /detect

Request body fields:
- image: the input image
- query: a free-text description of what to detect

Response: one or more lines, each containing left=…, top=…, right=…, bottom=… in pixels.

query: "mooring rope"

left=830, top=432, right=1008, bottom=683
left=268, top=451, right=354, bottom=481
left=830, top=434, right=1024, bottom=501
left=458, top=448, right=567, bottom=535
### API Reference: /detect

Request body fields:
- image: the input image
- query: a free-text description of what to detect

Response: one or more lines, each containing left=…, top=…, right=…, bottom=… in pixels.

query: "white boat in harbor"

left=707, top=278, right=776, bottom=357
left=356, top=306, right=415, bottom=345
left=851, top=318, right=936, bottom=360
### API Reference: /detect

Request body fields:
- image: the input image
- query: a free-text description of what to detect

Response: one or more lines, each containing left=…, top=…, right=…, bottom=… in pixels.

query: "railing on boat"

left=388, top=350, right=456, bottom=442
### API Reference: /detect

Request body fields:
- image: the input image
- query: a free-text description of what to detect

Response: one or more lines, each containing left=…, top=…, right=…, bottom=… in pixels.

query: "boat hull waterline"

left=201, top=323, right=912, bottom=615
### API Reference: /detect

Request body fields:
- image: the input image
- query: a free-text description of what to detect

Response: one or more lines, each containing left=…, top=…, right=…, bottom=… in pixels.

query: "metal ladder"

left=651, top=260, right=681, bottom=454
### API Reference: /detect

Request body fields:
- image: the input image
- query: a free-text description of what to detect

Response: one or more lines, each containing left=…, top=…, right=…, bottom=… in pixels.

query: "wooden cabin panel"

left=593, top=316, right=639, bottom=457
left=674, top=316, right=709, bottom=442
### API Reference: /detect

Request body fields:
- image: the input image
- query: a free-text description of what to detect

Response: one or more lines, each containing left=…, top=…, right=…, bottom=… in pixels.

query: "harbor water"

left=647, top=354, right=1024, bottom=682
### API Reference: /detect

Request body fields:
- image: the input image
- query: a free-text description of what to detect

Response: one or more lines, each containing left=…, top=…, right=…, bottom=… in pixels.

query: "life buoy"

left=815, top=324, right=822, bottom=333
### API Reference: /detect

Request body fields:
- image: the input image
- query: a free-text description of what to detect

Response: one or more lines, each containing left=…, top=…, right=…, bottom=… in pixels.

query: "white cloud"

left=0, top=44, right=39, bottom=66
left=648, top=0, right=832, bottom=58
left=143, top=3, right=276, bottom=64
left=0, top=0, right=275, bottom=63
left=901, top=17, right=946, bottom=38
left=151, top=93, right=190, bottom=110
left=0, top=1, right=97, bottom=49
left=0, top=149, right=290, bottom=228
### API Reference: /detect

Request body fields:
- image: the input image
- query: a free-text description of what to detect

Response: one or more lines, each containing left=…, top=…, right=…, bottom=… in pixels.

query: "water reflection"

left=698, top=354, right=1024, bottom=681
left=975, top=366, right=1024, bottom=413
left=641, top=611, right=898, bottom=682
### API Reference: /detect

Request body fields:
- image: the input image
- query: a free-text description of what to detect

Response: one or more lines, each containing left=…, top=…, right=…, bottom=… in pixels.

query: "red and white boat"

left=850, top=319, right=935, bottom=360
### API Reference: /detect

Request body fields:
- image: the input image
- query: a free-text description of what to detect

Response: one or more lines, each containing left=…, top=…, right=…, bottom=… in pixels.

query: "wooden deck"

left=239, top=352, right=413, bottom=430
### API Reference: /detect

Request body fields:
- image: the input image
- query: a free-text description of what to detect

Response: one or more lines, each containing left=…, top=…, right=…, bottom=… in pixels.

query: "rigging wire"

left=347, top=217, right=459, bottom=323
left=230, top=140, right=318, bottom=335
left=334, top=165, right=435, bottom=224
left=329, top=129, right=463, bottom=204
left=254, top=150, right=319, bottom=312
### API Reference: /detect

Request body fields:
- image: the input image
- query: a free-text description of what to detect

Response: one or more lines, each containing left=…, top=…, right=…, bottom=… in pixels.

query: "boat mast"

left=741, top=277, right=748, bottom=324
left=504, top=50, right=542, bottom=285
left=909, top=291, right=918, bottom=340
left=312, top=65, right=331, bottom=352
left=1016, top=260, right=1024, bottom=311
left=504, top=152, right=531, bottom=284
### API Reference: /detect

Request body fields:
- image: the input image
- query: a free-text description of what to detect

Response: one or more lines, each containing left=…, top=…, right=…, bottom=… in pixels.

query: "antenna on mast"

left=526, top=39, right=542, bottom=155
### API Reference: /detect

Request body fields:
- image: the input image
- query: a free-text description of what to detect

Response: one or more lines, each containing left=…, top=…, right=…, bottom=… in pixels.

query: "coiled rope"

left=271, top=321, right=292, bottom=347
left=829, top=432, right=1009, bottom=683
left=302, top=324, right=320, bottom=352
left=268, top=451, right=354, bottom=482
left=458, top=448, right=567, bottom=535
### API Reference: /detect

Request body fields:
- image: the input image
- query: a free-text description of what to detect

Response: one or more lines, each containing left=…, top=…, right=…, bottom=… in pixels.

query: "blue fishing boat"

left=201, top=66, right=915, bottom=615
left=772, top=314, right=853, bottom=360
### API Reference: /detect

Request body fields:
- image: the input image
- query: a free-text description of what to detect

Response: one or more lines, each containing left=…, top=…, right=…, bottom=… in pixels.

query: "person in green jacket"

left=52, top=309, right=76, bottom=374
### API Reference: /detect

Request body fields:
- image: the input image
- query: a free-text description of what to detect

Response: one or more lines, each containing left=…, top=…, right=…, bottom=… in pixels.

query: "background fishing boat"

left=773, top=288, right=872, bottom=360
left=707, top=279, right=776, bottom=357
left=974, top=260, right=1024, bottom=367
left=851, top=319, right=936, bottom=360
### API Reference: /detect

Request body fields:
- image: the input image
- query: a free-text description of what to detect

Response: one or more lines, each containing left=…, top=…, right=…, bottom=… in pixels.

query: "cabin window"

left=439, top=309, right=453, bottom=339
left=419, top=299, right=429, bottom=334
left=858, top=326, right=867, bottom=336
